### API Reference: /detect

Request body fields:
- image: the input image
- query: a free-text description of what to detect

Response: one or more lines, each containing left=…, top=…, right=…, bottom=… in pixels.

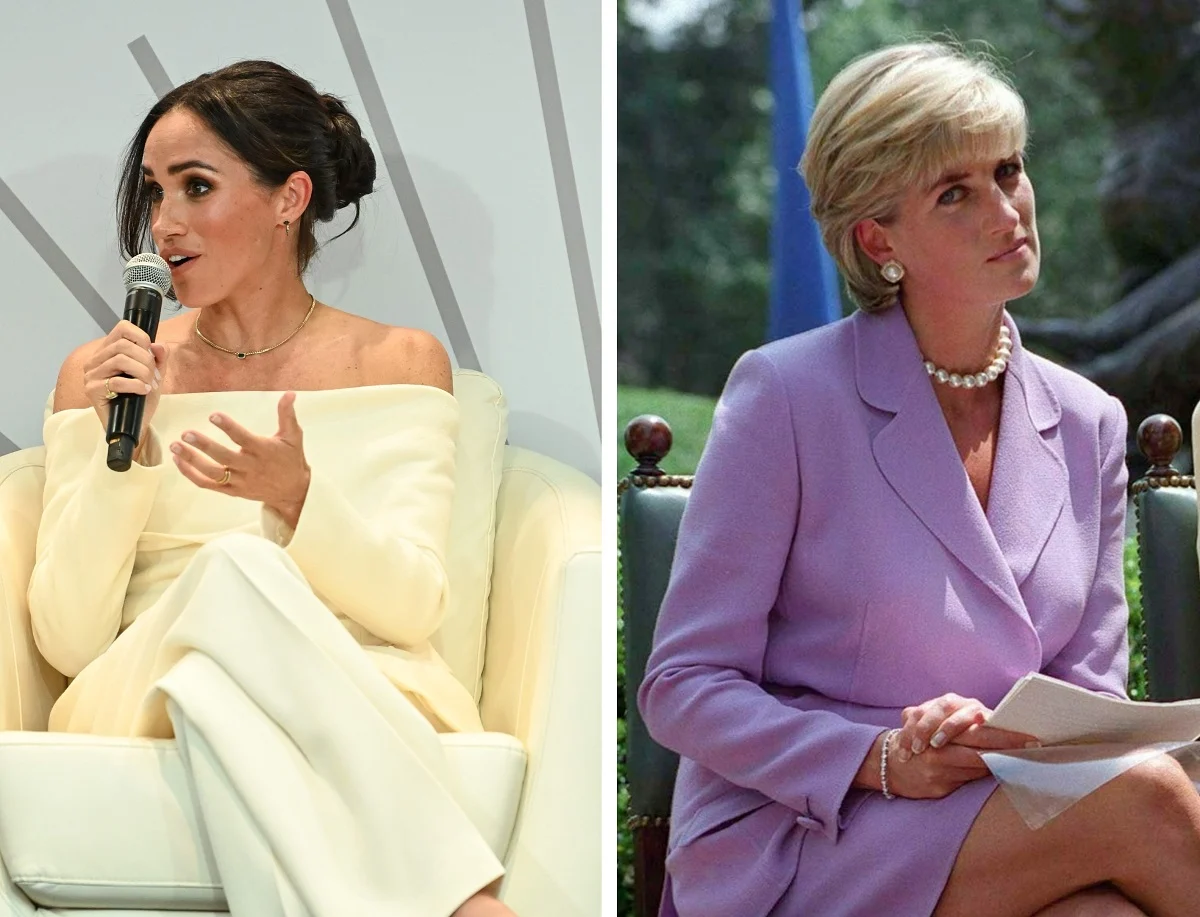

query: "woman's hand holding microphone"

left=81, top=320, right=168, bottom=464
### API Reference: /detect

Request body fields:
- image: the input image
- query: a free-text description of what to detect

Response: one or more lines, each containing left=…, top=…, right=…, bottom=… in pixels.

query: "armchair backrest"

left=618, top=416, right=690, bottom=917
left=1132, top=414, right=1200, bottom=701
left=0, top=447, right=67, bottom=730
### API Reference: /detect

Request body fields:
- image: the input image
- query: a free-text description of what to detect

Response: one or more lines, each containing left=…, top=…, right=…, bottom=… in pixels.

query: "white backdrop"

left=0, top=0, right=600, bottom=478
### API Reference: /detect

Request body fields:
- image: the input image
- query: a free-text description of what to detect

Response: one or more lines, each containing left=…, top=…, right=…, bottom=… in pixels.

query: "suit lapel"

left=854, top=308, right=1062, bottom=620
left=985, top=323, right=1066, bottom=587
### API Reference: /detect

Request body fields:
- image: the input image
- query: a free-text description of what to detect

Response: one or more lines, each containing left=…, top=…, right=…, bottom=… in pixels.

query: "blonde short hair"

left=800, top=41, right=1028, bottom=313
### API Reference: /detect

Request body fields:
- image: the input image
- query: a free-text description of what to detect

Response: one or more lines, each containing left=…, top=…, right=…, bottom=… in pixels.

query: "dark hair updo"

left=116, top=59, right=376, bottom=289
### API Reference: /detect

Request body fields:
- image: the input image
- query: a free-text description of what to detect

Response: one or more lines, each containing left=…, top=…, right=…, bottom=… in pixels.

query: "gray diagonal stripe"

left=0, top=431, right=19, bottom=456
left=0, top=176, right=113, bottom=333
left=128, top=35, right=175, bottom=99
left=522, top=0, right=601, bottom=431
left=324, top=0, right=480, bottom=371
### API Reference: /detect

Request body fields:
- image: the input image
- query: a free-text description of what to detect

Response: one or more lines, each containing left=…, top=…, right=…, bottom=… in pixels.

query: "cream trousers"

left=6, top=533, right=501, bottom=917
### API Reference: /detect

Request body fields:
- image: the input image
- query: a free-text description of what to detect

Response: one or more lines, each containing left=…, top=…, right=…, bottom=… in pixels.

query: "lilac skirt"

left=661, top=778, right=1000, bottom=917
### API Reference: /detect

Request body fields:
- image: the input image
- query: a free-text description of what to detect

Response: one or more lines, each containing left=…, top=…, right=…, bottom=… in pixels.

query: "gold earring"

left=880, top=259, right=905, bottom=283
left=283, top=220, right=291, bottom=237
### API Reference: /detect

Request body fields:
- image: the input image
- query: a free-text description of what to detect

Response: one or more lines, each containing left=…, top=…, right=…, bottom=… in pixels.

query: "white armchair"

left=0, top=373, right=600, bottom=916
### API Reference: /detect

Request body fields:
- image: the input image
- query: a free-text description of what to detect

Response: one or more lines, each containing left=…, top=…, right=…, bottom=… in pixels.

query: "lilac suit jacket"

left=638, top=305, right=1129, bottom=916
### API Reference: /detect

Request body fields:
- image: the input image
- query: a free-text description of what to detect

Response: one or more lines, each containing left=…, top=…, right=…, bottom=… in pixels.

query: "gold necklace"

left=194, top=295, right=317, bottom=360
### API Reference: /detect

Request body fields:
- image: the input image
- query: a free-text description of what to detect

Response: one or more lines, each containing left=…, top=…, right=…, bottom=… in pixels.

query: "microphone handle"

left=106, top=287, right=164, bottom=472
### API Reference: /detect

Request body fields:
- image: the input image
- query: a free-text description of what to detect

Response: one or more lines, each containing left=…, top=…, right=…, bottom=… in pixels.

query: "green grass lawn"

left=616, top=385, right=718, bottom=477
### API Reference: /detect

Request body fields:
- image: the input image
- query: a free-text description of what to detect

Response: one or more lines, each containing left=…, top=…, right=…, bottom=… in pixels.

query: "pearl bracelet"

left=880, top=728, right=900, bottom=800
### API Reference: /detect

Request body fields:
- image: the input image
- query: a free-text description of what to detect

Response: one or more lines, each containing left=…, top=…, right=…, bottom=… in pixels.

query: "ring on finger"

left=218, top=466, right=232, bottom=486
left=103, top=377, right=118, bottom=400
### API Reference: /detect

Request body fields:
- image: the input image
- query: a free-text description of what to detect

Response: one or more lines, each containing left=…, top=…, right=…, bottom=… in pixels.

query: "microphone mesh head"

left=122, top=253, right=172, bottom=295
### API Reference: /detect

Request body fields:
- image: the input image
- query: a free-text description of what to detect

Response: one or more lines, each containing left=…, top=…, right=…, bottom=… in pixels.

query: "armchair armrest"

left=480, top=446, right=600, bottom=917
left=0, top=447, right=66, bottom=731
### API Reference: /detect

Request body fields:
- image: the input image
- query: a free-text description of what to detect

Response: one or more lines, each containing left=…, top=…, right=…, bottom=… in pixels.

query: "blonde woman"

left=640, top=41, right=1200, bottom=917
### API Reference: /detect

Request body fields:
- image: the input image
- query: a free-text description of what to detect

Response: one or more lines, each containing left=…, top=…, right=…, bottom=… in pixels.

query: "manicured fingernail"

left=930, top=732, right=946, bottom=749
left=911, top=738, right=925, bottom=754
left=155, top=369, right=162, bottom=382
left=210, top=414, right=222, bottom=425
left=897, top=748, right=911, bottom=763
left=1025, top=740, right=1041, bottom=749
left=143, top=382, right=152, bottom=393
left=182, top=433, right=196, bottom=444
left=169, top=443, right=182, bottom=455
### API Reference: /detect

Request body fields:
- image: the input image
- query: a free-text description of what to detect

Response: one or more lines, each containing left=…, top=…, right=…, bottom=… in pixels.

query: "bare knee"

left=1036, top=885, right=1147, bottom=916
left=1099, top=755, right=1200, bottom=880
left=1114, top=755, right=1197, bottom=826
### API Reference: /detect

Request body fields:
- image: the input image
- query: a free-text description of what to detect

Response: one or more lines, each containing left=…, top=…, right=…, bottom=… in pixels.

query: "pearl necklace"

left=922, top=324, right=1012, bottom=389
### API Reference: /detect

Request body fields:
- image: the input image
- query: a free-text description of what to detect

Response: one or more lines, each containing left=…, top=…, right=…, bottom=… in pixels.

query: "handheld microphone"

left=106, top=254, right=171, bottom=472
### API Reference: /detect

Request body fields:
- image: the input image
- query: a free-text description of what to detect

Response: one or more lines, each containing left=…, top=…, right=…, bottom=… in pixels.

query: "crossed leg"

left=935, top=755, right=1200, bottom=917
left=1034, top=886, right=1147, bottom=916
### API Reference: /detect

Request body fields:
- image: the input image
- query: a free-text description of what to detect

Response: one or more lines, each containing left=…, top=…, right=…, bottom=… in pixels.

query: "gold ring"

left=103, top=378, right=118, bottom=400
left=218, top=467, right=232, bottom=486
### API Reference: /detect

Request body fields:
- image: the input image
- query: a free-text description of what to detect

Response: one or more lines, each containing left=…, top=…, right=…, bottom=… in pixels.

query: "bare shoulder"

left=349, top=316, right=453, bottom=394
left=52, top=339, right=102, bottom=412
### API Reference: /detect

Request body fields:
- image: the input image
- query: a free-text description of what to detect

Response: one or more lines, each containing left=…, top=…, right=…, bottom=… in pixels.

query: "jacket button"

left=795, top=814, right=823, bottom=832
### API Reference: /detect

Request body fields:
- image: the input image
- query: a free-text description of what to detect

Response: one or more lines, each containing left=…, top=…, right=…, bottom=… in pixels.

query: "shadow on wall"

left=300, top=190, right=370, bottom=309
left=404, top=154, right=495, bottom=372
left=508, top=410, right=598, bottom=482
left=406, top=156, right=600, bottom=478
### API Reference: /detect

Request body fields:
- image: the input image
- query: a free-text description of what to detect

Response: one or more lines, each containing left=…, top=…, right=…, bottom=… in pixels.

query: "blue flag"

left=768, top=0, right=843, bottom=341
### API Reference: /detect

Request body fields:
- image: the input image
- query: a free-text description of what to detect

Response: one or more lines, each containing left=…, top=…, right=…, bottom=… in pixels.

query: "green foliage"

left=1125, top=537, right=1147, bottom=701
left=619, top=0, right=1118, bottom=397
left=619, top=0, right=775, bottom=396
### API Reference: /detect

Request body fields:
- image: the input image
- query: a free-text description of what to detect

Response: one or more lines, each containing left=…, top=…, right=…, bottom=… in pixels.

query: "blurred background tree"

left=617, top=0, right=1117, bottom=397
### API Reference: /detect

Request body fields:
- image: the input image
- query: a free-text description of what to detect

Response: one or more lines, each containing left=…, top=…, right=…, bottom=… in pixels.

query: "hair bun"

left=322, top=92, right=377, bottom=208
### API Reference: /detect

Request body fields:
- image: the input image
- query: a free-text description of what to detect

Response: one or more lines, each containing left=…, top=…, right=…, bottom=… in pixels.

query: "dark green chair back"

left=1133, top=415, right=1200, bottom=701
left=619, top=416, right=691, bottom=917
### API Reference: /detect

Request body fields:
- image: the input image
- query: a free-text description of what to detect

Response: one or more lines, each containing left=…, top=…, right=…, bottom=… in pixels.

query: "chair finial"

left=1137, top=414, right=1183, bottom=476
left=624, top=415, right=673, bottom=477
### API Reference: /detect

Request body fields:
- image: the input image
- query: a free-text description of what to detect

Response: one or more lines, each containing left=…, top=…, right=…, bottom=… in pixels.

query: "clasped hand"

left=169, top=391, right=311, bottom=530
left=883, top=693, right=1041, bottom=800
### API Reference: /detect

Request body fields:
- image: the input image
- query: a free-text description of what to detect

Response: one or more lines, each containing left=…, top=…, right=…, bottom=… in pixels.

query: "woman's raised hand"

left=169, top=391, right=312, bottom=529
left=878, top=693, right=1041, bottom=800
left=81, top=320, right=168, bottom=448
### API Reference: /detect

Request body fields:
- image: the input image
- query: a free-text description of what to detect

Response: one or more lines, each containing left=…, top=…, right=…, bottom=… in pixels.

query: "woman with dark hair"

left=24, top=60, right=515, bottom=917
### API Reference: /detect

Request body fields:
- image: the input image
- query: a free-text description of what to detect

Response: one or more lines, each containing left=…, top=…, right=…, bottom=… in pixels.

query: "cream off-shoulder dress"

left=25, top=384, right=503, bottom=917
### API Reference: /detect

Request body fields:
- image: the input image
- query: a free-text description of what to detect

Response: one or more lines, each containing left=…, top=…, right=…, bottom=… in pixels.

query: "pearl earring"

left=880, top=260, right=905, bottom=284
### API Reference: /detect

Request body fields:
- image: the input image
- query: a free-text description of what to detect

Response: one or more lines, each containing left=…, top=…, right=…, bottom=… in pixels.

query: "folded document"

left=988, top=672, right=1200, bottom=746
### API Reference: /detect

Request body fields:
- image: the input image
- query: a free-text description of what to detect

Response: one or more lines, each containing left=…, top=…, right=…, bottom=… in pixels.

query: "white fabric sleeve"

left=258, top=395, right=459, bottom=649
left=28, top=410, right=166, bottom=677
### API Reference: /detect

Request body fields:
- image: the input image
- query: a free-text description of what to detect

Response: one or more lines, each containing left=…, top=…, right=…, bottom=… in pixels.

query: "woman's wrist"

left=879, top=728, right=900, bottom=799
left=267, top=469, right=311, bottom=530
left=852, top=731, right=889, bottom=792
